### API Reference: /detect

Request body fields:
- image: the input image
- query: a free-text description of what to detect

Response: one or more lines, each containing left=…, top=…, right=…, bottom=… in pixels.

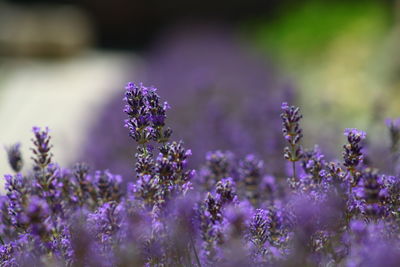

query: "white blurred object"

left=0, top=51, right=139, bottom=187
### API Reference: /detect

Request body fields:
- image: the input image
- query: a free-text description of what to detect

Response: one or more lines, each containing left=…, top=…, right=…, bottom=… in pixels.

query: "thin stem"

left=186, top=246, right=193, bottom=266
left=190, top=234, right=201, bottom=267
left=292, top=161, right=296, bottom=180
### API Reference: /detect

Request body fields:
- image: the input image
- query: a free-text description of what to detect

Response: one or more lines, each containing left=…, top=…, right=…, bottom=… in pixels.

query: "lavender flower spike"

left=123, top=82, right=172, bottom=145
left=343, top=128, right=366, bottom=182
left=281, top=102, right=303, bottom=179
left=31, top=126, right=52, bottom=170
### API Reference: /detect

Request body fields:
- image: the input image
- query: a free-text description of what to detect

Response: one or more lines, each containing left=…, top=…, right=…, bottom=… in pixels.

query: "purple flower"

left=70, top=163, right=95, bottom=206
left=131, top=173, right=159, bottom=208
left=198, top=192, right=224, bottom=265
left=93, top=170, right=122, bottom=203
left=237, top=154, right=264, bottom=205
left=88, top=202, right=124, bottom=246
left=249, top=209, right=270, bottom=249
left=124, top=82, right=172, bottom=144
left=249, top=206, right=288, bottom=263
left=353, top=170, right=387, bottom=218
left=21, top=196, right=51, bottom=239
left=197, top=151, right=235, bottom=191
left=343, top=128, right=366, bottom=187
left=344, top=128, right=367, bottom=139
left=215, top=178, right=237, bottom=205
left=281, top=102, right=303, bottom=152
left=31, top=126, right=52, bottom=171
left=5, top=173, right=29, bottom=228
left=5, top=73, right=400, bottom=266
left=301, top=145, right=326, bottom=182
left=281, top=102, right=303, bottom=180
left=343, top=129, right=366, bottom=165
left=0, top=242, right=16, bottom=266
left=5, top=143, right=23, bottom=173
left=124, top=83, right=196, bottom=216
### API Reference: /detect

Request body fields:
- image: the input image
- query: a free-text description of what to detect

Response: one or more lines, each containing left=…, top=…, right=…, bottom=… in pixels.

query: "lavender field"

left=1, top=81, right=400, bottom=266
left=1, top=0, right=400, bottom=266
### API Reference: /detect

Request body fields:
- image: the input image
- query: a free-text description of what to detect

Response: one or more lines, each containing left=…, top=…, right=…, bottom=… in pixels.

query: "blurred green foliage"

left=246, top=1, right=390, bottom=67
left=242, top=0, right=397, bottom=157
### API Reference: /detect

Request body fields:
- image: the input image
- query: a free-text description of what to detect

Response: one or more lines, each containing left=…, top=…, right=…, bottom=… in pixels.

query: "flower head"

left=31, top=126, right=52, bottom=170
left=343, top=128, right=366, bottom=174
left=124, top=82, right=172, bottom=144
left=280, top=102, right=303, bottom=162
left=5, top=143, right=23, bottom=173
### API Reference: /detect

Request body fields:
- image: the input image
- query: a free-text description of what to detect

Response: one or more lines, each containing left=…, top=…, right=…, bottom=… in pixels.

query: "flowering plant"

left=1, top=82, right=400, bottom=266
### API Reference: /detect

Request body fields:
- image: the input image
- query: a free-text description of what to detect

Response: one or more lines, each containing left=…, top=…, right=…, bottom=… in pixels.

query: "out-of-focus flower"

left=5, top=143, right=23, bottom=173
left=343, top=128, right=366, bottom=187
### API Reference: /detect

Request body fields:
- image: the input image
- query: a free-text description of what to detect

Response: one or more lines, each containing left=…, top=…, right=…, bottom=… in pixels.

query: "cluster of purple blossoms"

left=343, top=128, right=366, bottom=177
left=123, top=82, right=172, bottom=145
left=2, top=82, right=400, bottom=266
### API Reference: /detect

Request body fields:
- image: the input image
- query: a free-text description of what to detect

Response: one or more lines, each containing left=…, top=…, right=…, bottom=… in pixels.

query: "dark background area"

left=6, top=0, right=393, bottom=50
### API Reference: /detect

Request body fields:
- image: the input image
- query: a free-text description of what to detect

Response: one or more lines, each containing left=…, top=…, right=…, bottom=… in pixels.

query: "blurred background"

left=0, top=0, right=399, bottom=183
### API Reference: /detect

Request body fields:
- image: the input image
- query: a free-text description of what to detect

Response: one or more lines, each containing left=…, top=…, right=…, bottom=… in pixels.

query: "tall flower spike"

left=123, top=82, right=153, bottom=144
left=6, top=143, right=23, bottom=173
left=198, top=192, right=224, bottom=264
left=249, top=207, right=287, bottom=264
left=281, top=102, right=303, bottom=179
left=343, top=128, right=366, bottom=186
left=31, top=127, right=52, bottom=171
left=4, top=174, right=29, bottom=228
left=249, top=209, right=269, bottom=251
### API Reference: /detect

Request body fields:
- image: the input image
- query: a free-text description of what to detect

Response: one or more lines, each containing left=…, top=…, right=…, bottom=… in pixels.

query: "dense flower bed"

left=2, top=82, right=400, bottom=266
